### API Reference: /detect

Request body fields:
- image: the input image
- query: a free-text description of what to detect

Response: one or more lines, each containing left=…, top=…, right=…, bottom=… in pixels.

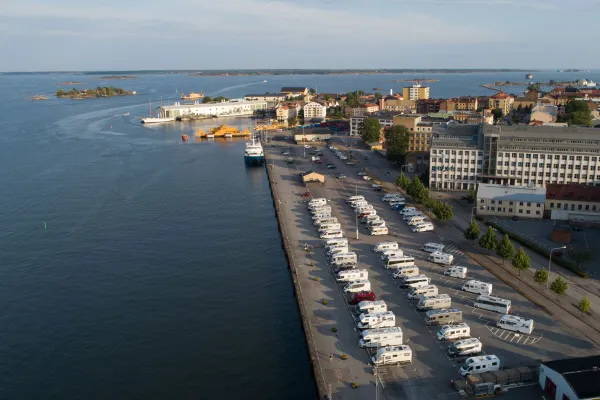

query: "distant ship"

left=526, top=74, right=533, bottom=80
left=180, top=91, right=204, bottom=100
left=244, top=135, right=264, bottom=166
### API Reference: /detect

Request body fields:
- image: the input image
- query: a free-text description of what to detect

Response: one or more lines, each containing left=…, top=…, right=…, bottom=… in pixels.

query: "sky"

left=1, top=0, right=599, bottom=71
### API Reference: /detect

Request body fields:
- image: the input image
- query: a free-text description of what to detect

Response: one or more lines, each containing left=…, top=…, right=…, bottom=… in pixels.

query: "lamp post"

left=547, top=246, right=567, bottom=291
left=355, top=183, right=359, bottom=240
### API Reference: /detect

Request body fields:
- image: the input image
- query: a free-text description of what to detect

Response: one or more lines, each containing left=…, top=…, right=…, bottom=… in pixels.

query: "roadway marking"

left=484, top=322, right=543, bottom=345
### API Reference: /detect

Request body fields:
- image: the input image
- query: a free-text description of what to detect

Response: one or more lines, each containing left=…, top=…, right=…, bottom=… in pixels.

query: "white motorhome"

left=313, top=216, right=335, bottom=225
left=424, top=308, right=463, bottom=326
left=310, top=205, right=332, bottom=215
left=374, top=242, right=399, bottom=253
left=380, top=249, right=403, bottom=260
left=444, top=266, right=468, bottom=279
left=385, top=256, right=415, bottom=270
left=400, top=207, right=417, bottom=215
left=320, top=230, right=343, bottom=239
left=367, top=220, right=386, bottom=229
left=330, top=252, right=358, bottom=266
left=360, top=214, right=380, bottom=224
left=350, top=201, right=368, bottom=209
left=308, top=198, right=326, bottom=207
left=417, top=294, right=452, bottom=311
left=407, top=216, right=427, bottom=226
left=447, top=338, right=482, bottom=358
left=407, top=285, right=438, bottom=300
left=399, top=274, right=431, bottom=289
left=428, top=252, right=454, bottom=265
left=496, top=315, right=534, bottom=334
left=357, top=311, right=395, bottom=329
left=356, top=204, right=374, bottom=213
left=371, top=346, right=412, bottom=366
left=459, top=355, right=501, bottom=377
left=344, top=279, right=371, bottom=293
left=421, top=243, right=445, bottom=253
left=382, top=193, right=402, bottom=202
left=336, top=269, right=368, bottom=282
left=325, top=238, right=347, bottom=247
left=436, top=323, right=471, bottom=341
left=357, top=300, right=387, bottom=315
left=462, top=280, right=492, bottom=295
left=370, top=227, right=388, bottom=236
left=403, top=212, right=423, bottom=221
left=327, top=246, right=349, bottom=257
left=475, top=296, right=511, bottom=314
left=318, top=223, right=342, bottom=233
left=413, top=223, right=434, bottom=233
left=308, top=202, right=328, bottom=211
left=392, top=266, right=419, bottom=279
left=347, top=195, right=365, bottom=203
left=359, top=327, right=403, bottom=348
left=358, top=209, right=377, bottom=218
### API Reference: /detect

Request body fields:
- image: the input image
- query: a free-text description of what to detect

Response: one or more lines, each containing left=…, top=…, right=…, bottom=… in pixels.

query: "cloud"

left=391, top=0, right=559, bottom=9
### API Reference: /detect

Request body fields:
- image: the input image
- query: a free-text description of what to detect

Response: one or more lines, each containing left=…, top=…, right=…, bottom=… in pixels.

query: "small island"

left=99, top=75, right=137, bottom=80
left=56, top=86, right=135, bottom=99
left=57, top=81, right=85, bottom=85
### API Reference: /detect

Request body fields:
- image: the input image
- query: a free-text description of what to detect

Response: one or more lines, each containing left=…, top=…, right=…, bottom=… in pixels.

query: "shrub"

left=579, top=296, right=592, bottom=315
left=313, top=277, right=320, bottom=281
left=351, top=383, right=359, bottom=389
left=341, top=354, right=348, bottom=360
left=322, top=299, right=328, bottom=305
left=331, top=327, right=337, bottom=333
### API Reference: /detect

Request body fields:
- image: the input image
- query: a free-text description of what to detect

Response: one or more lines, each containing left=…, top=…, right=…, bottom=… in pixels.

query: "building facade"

left=350, top=113, right=398, bottom=136
left=417, top=99, right=443, bottom=113
left=403, top=84, right=430, bottom=101
left=545, top=183, right=600, bottom=221
left=276, top=103, right=300, bottom=121
left=539, top=355, right=600, bottom=400
left=476, top=184, right=546, bottom=219
left=303, top=102, right=327, bottom=120
left=392, top=115, right=433, bottom=152
left=244, top=93, right=286, bottom=102
left=280, top=87, right=308, bottom=99
left=530, top=103, right=558, bottom=123
left=489, top=91, right=515, bottom=116
left=160, top=99, right=267, bottom=118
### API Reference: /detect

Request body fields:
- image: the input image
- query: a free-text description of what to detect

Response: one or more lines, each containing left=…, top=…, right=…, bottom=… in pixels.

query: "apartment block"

left=489, top=91, right=515, bottom=115
left=303, top=102, right=327, bottom=120
left=402, top=83, right=430, bottom=101
left=416, top=99, right=443, bottom=113
left=476, top=184, right=546, bottom=219
left=392, top=115, right=433, bottom=152
left=349, top=112, right=399, bottom=137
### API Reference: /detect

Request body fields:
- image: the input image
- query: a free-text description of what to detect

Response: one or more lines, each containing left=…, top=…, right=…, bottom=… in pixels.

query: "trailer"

left=453, top=366, right=536, bottom=396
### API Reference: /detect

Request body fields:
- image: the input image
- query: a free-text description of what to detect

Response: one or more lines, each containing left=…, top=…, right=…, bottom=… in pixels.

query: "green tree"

left=492, top=108, right=503, bottom=122
left=464, top=221, right=481, bottom=244
left=213, top=96, right=228, bottom=102
left=432, top=201, right=453, bottom=222
left=578, top=296, right=592, bottom=315
left=360, top=118, right=382, bottom=143
left=384, top=125, right=411, bottom=164
left=309, top=88, right=316, bottom=94
left=496, top=234, right=515, bottom=265
left=409, top=176, right=427, bottom=204
left=558, top=100, right=592, bottom=126
left=56, top=88, right=66, bottom=97
left=569, top=247, right=593, bottom=271
left=479, top=226, right=497, bottom=253
left=465, top=189, right=476, bottom=203
left=396, top=173, right=411, bottom=190
left=287, top=116, right=297, bottom=126
left=533, top=268, right=549, bottom=285
left=202, top=96, right=213, bottom=103
left=511, top=247, right=530, bottom=275
left=527, top=83, right=541, bottom=92
left=550, top=277, right=569, bottom=299
left=345, top=91, right=362, bottom=108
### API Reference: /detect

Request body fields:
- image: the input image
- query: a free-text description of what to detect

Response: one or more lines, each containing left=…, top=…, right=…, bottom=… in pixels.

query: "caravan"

left=374, top=242, right=399, bottom=253
left=399, top=274, right=430, bottom=289
left=356, top=204, right=374, bottom=213
left=350, top=201, right=368, bottom=209
left=413, top=223, right=434, bottom=233
left=462, top=280, right=492, bottom=295
left=417, top=294, right=452, bottom=311
left=399, top=207, right=416, bottom=215
left=330, top=252, right=358, bottom=266
left=371, top=227, right=389, bottom=236
left=429, top=252, right=454, bottom=265
left=444, top=266, right=468, bottom=279
left=361, top=214, right=380, bottom=224
left=424, top=309, right=463, bottom=326
left=312, top=213, right=333, bottom=222
left=459, top=355, right=501, bottom=377
left=382, top=193, right=403, bottom=202
left=421, top=243, right=445, bottom=253
left=367, top=219, right=386, bottom=229
left=407, top=285, right=438, bottom=300
left=357, top=311, right=395, bottom=330
left=386, top=256, right=416, bottom=270
left=347, top=195, right=365, bottom=203
left=474, top=296, right=511, bottom=314
left=325, top=238, right=347, bottom=247
left=318, top=223, right=341, bottom=232
left=313, top=216, right=336, bottom=226
left=371, top=346, right=412, bottom=366
left=320, top=230, right=343, bottom=239
left=359, top=210, right=377, bottom=218
left=336, top=269, right=368, bottom=282
left=496, top=315, right=534, bottom=334
left=344, top=279, right=371, bottom=293
left=380, top=249, right=403, bottom=260
left=392, top=266, right=419, bottom=279
left=308, top=198, right=326, bottom=207
left=407, top=216, right=427, bottom=226
left=310, top=205, right=332, bottom=215
left=403, top=211, right=423, bottom=221
left=359, top=327, right=403, bottom=348
left=447, top=338, right=482, bottom=358
left=436, top=323, right=471, bottom=341
left=357, top=300, right=387, bottom=315
left=327, top=246, right=349, bottom=257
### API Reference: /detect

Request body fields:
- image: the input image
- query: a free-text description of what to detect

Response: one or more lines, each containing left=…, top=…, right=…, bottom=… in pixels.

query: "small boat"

left=206, top=134, right=215, bottom=138
left=123, top=112, right=130, bottom=116
left=225, top=133, right=233, bottom=138
left=181, top=91, right=204, bottom=100
left=182, top=134, right=189, bottom=142
left=263, top=80, right=268, bottom=83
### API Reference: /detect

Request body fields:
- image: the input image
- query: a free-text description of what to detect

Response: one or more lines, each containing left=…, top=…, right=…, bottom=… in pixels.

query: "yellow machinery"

left=255, top=122, right=285, bottom=131
left=195, top=125, right=252, bottom=138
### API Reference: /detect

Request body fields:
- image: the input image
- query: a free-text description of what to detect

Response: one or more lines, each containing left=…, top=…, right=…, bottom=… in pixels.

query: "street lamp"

left=355, top=183, right=359, bottom=240
left=547, top=246, right=567, bottom=291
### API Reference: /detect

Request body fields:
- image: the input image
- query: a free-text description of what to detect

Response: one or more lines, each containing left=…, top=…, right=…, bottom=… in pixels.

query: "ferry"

left=244, top=135, right=264, bottom=166
left=180, top=91, right=204, bottom=100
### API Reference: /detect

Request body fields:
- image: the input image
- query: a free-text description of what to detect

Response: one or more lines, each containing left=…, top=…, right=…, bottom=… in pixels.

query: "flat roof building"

left=477, top=184, right=546, bottom=219
left=545, top=183, right=600, bottom=222
left=301, top=170, right=325, bottom=183
left=160, top=99, right=267, bottom=119
left=540, top=355, right=600, bottom=400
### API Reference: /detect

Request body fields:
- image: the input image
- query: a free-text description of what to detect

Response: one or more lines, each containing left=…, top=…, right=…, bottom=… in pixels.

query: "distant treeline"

left=56, top=86, right=131, bottom=98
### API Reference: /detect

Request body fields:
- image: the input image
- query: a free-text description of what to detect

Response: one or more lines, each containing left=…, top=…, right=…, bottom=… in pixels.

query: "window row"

left=497, top=153, right=598, bottom=161
left=548, top=202, right=599, bottom=212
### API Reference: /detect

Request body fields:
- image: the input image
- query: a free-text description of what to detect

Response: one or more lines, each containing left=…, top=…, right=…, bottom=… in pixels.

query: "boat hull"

left=245, top=155, right=265, bottom=166
left=141, top=117, right=175, bottom=124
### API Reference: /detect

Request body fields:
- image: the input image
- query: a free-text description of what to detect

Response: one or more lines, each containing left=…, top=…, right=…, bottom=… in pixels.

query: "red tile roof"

left=362, top=103, right=378, bottom=108
left=546, top=184, right=600, bottom=202
left=490, top=91, right=511, bottom=99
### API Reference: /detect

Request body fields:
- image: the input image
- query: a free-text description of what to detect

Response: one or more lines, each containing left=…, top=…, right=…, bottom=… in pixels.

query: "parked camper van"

left=347, top=195, right=365, bottom=203
left=421, top=243, right=445, bottom=253
left=374, top=242, right=399, bottom=253
left=333, top=263, right=356, bottom=274
left=424, top=308, right=463, bottom=326
left=350, top=201, right=368, bottom=209
left=359, top=327, right=403, bottom=348
left=380, top=249, right=403, bottom=261
left=310, top=205, right=332, bottom=215
left=399, top=207, right=416, bottom=215
left=361, top=214, right=380, bottom=224
left=444, top=266, right=468, bottom=279
left=461, top=280, right=492, bottom=295
left=327, top=246, right=349, bottom=257
left=459, top=355, right=501, bottom=377
left=403, top=212, right=423, bottom=221
left=399, top=274, right=430, bottom=289
left=392, top=266, right=419, bottom=279
left=318, top=223, right=342, bottom=233
left=356, top=204, right=374, bottom=213
left=382, top=193, right=402, bottom=202
left=320, top=230, right=343, bottom=239
left=475, top=296, right=511, bottom=314
left=407, top=216, right=427, bottom=226
left=385, top=256, right=415, bottom=270
left=447, top=338, right=482, bottom=358
left=428, top=252, right=454, bottom=265
left=313, top=216, right=336, bottom=225
left=343, top=279, right=371, bottom=293
left=308, top=202, right=328, bottom=212
left=496, top=315, right=534, bottom=334
left=330, top=252, right=358, bottom=266
left=436, top=323, right=470, bottom=341
left=370, top=227, right=389, bottom=236
left=371, top=345, right=412, bottom=366
left=413, top=223, right=434, bottom=233
left=348, top=291, right=376, bottom=305
left=308, top=198, right=326, bottom=207
left=336, top=269, right=368, bottom=282
left=407, top=285, right=438, bottom=300
left=357, top=300, right=387, bottom=315
left=359, top=210, right=377, bottom=218
left=326, top=238, right=347, bottom=247
left=417, top=294, right=452, bottom=311
left=357, top=311, right=395, bottom=330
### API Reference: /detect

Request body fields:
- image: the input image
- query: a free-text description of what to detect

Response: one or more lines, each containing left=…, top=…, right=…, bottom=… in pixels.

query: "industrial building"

left=545, top=183, right=600, bottom=224
left=539, top=355, right=600, bottom=400
left=301, top=171, right=325, bottom=183
left=476, top=184, right=546, bottom=219
left=159, top=99, right=267, bottom=119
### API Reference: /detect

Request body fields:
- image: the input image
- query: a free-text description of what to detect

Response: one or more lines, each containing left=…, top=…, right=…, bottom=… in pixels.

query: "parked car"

left=374, top=187, right=383, bottom=192
left=364, top=156, right=369, bottom=160
left=327, top=165, right=337, bottom=169
left=573, top=227, right=584, bottom=232
left=300, top=192, right=312, bottom=197
left=358, top=172, right=368, bottom=176
left=372, top=184, right=381, bottom=189
left=338, top=174, right=347, bottom=179
left=314, top=160, right=323, bottom=164
left=362, top=176, right=372, bottom=181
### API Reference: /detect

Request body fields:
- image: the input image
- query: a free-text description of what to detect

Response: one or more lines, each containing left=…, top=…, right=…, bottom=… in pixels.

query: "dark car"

left=374, top=187, right=383, bottom=192
left=317, top=152, right=324, bottom=156
left=573, top=227, right=584, bottom=232
left=512, top=216, right=519, bottom=221
left=364, top=156, right=369, bottom=160
left=348, top=291, right=376, bottom=305
left=327, top=165, right=337, bottom=169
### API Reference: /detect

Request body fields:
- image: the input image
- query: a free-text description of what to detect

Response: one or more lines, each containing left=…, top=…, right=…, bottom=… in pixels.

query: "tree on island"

left=202, top=96, right=213, bottom=103
left=309, top=88, right=316, bottom=94
left=360, top=118, right=381, bottom=143
left=527, top=84, right=541, bottom=92
left=383, top=125, right=410, bottom=164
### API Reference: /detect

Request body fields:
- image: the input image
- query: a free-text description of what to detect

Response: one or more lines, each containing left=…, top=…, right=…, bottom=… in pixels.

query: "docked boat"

left=195, top=124, right=252, bottom=138
left=245, top=135, right=264, bottom=165
left=181, top=91, right=204, bottom=100
left=141, top=99, right=175, bottom=124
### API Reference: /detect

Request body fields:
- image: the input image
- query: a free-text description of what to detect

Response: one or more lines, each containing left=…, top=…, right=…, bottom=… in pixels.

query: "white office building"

left=160, top=99, right=267, bottom=119
left=303, top=102, right=327, bottom=120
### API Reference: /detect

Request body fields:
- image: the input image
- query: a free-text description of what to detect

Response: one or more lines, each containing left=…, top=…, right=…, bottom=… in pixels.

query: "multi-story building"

left=303, top=102, right=327, bottom=120
left=455, top=96, right=479, bottom=111
left=350, top=112, right=399, bottom=137
left=280, top=87, right=308, bottom=99
left=392, top=115, right=433, bottom=152
left=276, top=103, right=301, bottom=121
left=402, top=83, right=430, bottom=101
left=244, top=93, right=286, bottom=102
left=416, top=99, right=443, bottom=114
left=476, top=184, right=546, bottom=219
left=530, top=103, right=558, bottom=124
left=545, top=183, right=600, bottom=221
left=429, top=124, right=600, bottom=190
left=489, top=91, right=515, bottom=116
left=380, top=97, right=415, bottom=113
left=346, top=103, right=379, bottom=117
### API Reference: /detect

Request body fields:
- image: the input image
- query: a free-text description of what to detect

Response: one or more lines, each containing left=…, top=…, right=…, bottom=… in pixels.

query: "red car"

left=348, top=291, right=376, bottom=305
left=314, top=160, right=323, bottom=164
left=300, top=192, right=312, bottom=197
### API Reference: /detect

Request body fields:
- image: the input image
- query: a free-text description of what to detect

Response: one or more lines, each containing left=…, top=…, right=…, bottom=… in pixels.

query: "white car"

left=362, top=176, right=373, bottom=181
left=340, top=156, right=348, bottom=160
left=358, top=172, right=368, bottom=176
left=304, top=145, right=311, bottom=148
left=372, top=184, right=381, bottom=188
left=338, top=174, right=347, bottom=179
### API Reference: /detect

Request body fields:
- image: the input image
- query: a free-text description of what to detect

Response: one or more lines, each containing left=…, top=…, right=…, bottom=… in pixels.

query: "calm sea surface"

left=0, top=70, right=598, bottom=398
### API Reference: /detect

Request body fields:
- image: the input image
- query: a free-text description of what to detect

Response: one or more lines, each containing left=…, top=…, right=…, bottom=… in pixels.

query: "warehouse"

left=301, top=171, right=325, bottom=184
left=539, top=355, right=600, bottom=400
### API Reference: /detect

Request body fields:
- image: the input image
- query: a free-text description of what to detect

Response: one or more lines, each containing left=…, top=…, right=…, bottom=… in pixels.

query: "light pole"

left=547, top=246, right=567, bottom=291
left=355, top=183, right=359, bottom=239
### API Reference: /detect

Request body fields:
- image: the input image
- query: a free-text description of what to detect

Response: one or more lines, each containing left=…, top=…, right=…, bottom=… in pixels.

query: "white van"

left=344, top=279, right=371, bottom=293
left=336, top=269, right=368, bottom=282
left=359, top=327, right=402, bottom=348
left=462, top=280, right=492, bottom=295
left=403, top=212, right=423, bottom=221
left=417, top=294, right=452, bottom=311
left=320, top=230, right=343, bottom=239
left=407, top=216, right=427, bottom=226
left=371, top=227, right=388, bottom=236
left=357, top=300, right=387, bottom=315
left=347, top=195, right=365, bottom=203
left=496, top=315, right=534, bottom=334
left=392, top=266, right=419, bottom=279
left=318, top=223, right=342, bottom=233
left=382, top=193, right=402, bottom=202
left=413, top=223, right=434, bottom=233
left=310, top=206, right=332, bottom=215
left=374, top=242, right=399, bottom=253
left=312, top=215, right=334, bottom=225
left=407, top=285, right=438, bottom=300
left=459, top=355, right=501, bottom=377
left=325, top=238, right=347, bottom=247
left=444, top=266, right=468, bottom=279
left=308, top=198, right=326, bottom=207
left=361, top=214, right=380, bottom=224
left=421, top=243, right=445, bottom=253
left=429, top=252, right=454, bottom=265
left=436, top=323, right=470, bottom=341
left=400, top=207, right=416, bottom=215
left=381, top=249, right=403, bottom=260
left=367, top=220, right=386, bottom=229
left=400, top=274, right=431, bottom=289
left=385, top=256, right=415, bottom=270
left=330, top=252, right=358, bottom=266
left=371, top=345, right=412, bottom=366
left=357, top=311, right=395, bottom=330
left=356, top=204, right=374, bottom=213
left=358, top=209, right=377, bottom=218
left=447, top=338, right=482, bottom=358
left=350, top=201, right=368, bottom=209
left=327, top=246, right=348, bottom=257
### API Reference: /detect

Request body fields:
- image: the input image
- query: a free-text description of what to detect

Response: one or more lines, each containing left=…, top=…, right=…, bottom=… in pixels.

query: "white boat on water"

left=263, top=80, right=268, bottom=83
left=245, top=135, right=264, bottom=165
left=141, top=99, right=175, bottom=124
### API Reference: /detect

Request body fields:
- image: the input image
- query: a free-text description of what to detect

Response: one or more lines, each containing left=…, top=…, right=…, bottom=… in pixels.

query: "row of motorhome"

left=349, top=198, right=388, bottom=236
left=308, top=198, right=344, bottom=239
